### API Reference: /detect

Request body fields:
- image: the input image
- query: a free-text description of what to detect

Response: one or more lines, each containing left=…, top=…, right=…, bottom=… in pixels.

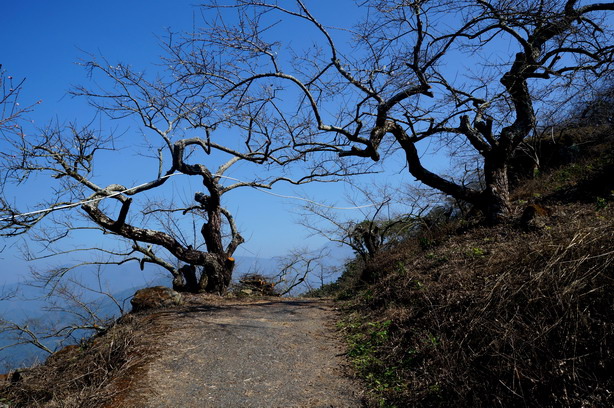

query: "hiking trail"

left=114, top=298, right=364, bottom=408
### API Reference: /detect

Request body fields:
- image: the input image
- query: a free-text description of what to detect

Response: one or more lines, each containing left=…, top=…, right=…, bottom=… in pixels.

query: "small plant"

left=361, top=289, right=374, bottom=302
left=467, top=247, right=486, bottom=258
left=596, top=196, right=608, bottom=210
left=425, top=332, right=439, bottom=347
left=341, top=318, right=408, bottom=405
left=425, top=252, right=448, bottom=265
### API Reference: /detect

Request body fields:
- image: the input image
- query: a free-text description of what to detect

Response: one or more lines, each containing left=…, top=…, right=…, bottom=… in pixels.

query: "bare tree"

left=301, top=182, right=430, bottom=262
left=573, top=76, right=614, bottom=125
left=0, top=45, right=342, bottom=293
left=272, top=247, right=334, bottom=296
left=0, top=65, right=30, bottom=136
left=1, top=66, right=39, bottom=240
left=191, top=0, right=614, bottom=223
left=3, top=0, right=612, bottom=296
left=0, top=266, right=125, bottom=367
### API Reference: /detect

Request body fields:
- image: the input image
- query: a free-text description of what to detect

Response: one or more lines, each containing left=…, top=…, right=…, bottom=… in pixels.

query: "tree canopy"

left=190, top=0, right=613, bottom=222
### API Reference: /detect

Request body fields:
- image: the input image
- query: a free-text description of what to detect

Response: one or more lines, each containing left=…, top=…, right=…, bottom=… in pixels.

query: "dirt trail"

left=120, top=298, right=364, bottom=408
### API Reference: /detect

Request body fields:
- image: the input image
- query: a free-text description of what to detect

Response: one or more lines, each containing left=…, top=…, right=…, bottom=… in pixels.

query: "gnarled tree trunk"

left=481, top=158, right=512, bottom=224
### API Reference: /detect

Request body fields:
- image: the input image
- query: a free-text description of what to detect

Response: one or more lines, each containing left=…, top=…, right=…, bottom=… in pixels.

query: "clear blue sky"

left=1, top=1, right=414, bottom=284
left=3, top=1, right=609, bottom=284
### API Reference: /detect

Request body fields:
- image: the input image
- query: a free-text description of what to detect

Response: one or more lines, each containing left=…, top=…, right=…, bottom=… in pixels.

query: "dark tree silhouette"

left=192, top=0, right=614, bottom=223
left=0, top=56, right=340, bottom=293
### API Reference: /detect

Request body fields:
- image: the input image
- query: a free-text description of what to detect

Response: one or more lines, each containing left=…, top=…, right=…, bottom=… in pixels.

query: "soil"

left=112, top=297, right=365, bottom=408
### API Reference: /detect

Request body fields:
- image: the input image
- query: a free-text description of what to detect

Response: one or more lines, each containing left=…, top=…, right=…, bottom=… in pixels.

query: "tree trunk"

left=200, top=256, right=235, bottom=294
left=481, top=156, right=512, bottom=224
left=202, top=207, right=224, bottom=255
left=194, top=193, right=235, bottom=294
left=172, top=259, right=235, bottom=294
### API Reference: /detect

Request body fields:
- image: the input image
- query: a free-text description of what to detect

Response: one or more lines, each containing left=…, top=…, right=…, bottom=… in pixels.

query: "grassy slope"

left=335, top=125, right=614, bottom=407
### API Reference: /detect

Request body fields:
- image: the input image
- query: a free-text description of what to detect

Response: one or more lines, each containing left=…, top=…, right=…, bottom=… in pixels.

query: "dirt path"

left=121, top=298, right=364, bottom=408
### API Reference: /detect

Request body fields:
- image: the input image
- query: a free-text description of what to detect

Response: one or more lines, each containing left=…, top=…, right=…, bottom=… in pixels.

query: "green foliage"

left=340, top=313, right=451, bottom=407
left=425, top=252, right=448, bottom=266
left=596, top=196, right=609, bottom=210
left=303, top=258, right=365, bottom=299
left=341, top=317, right=407, bottom=406
left=553, top=163, right=588, bottom=185
left=361, top=289, right=374, bottom=302
left=302, top=281, right=341, bottom=298
left=418, top=237, right=436, bottom=250
left=466, top=247, right=486, bottom=258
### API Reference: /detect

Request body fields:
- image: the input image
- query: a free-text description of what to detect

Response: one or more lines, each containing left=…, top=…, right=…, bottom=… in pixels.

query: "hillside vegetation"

left=324, top=124, right=614, bottom=407
left=0, top=124, right=611, bottom=408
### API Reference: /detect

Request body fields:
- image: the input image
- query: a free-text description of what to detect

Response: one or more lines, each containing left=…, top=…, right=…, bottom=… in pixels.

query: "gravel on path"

left=122, top=298, right=364, bottom=408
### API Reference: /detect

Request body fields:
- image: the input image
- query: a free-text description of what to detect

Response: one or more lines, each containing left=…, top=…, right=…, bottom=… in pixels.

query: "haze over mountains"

left=0, top=242, right=353, bottom=370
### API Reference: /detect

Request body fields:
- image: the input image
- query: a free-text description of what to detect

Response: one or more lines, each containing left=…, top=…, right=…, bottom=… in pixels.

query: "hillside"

left=0, top=124, right=611, bottom=407
left=326, top=124, right=614, bottom=407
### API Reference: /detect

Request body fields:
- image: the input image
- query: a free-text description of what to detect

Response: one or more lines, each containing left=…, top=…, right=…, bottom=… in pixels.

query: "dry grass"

left=335, top=124, right=614, bottom=407
left=0, top=314, right=158, bottom=408
left=511, top=125, right=614, bottom=204
left=344, top=203, right=613, bottom=407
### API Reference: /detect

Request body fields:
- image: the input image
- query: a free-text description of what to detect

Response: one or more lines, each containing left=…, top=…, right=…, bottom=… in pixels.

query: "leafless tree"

left=3, top=0, right=612, bottom=296
left=573, top=76, right=614, bottom=124
left=0, top=266, right=125, bottom=366
left=1, top=66, right=39, bottom=240
left=192, top=0, right=614, bottom=223
left=0, top=43, right=348, bottom=293
left=300, top=182, right=430, bottom=262
left=272, top=247, right=334, bottom=295
left=0, top=65, right=31, bottom=136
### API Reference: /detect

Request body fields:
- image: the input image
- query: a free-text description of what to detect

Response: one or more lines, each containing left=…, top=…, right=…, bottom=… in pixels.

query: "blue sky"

left=0, top=0, right=543, bottom=284
left=2, top=1, right=194, bottom=114
left=3, top=0, right=545, bottom=285
left=1, top=1, right=409, bottom=284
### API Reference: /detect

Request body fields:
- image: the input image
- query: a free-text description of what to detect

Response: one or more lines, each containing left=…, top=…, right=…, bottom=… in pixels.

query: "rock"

left=130, top=286, right=183, bottom=313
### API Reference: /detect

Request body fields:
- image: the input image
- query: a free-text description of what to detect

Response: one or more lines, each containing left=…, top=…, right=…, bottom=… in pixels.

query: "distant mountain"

left=0, top=265, right=167, bottom=371
left=0, top=244, right=355, bottom=371
left=233, top=255, right=279, bottom=277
